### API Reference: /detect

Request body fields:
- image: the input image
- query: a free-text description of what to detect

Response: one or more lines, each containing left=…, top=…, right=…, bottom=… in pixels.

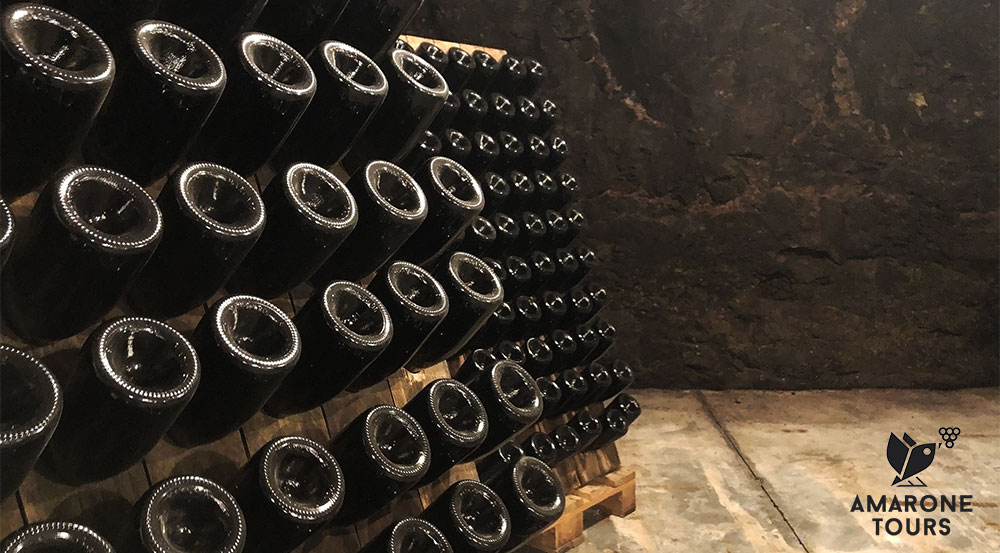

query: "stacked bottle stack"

left=0, top=2, right=640, bottom=552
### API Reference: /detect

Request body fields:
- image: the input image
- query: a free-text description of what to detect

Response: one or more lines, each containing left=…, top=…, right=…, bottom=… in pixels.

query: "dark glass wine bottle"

left=519, top=57, right=547, bottom=97
left=554, top=172, right=579, bottom=209
left=563, top=244, right=597, bottom=290
left=490, top=55, right=525, bottom=97
left=563, top=289, right=594, bottom=326
left=583, top=320, right=616, bottom=363
left=520, top=432, right=558, bottom=466
left=349, top=262, right=449, bottom=389
left=484, top=93, right=515, bottom=133
left=265, top=281, right=392, bottom=415
left=227, top=163, right=358, bottom=298
left=468, top=360, right=542, bottom=459
left=416, top=41, right=448, bottom=74
left=513, top=96, right=540, bottom=133
left=124, top=475, right=245, bottom=553
left=396, top=157, right=484, bottom=266
left=510, top=296, right=542, bottom=339
left=155, top=0, right=268, bottom=52
left=580, top=361, right=611, bottom=406
left=128, top=162, right=265, bottom=318
left=439, top=129, right=472, bottom=165
left=487, top=212, right=518, bottom=254
left=521, top=134, right=550, bottom=171
left=600, top=360, right=635, bottom=401
left=474, top=441, right=523, bottom=485
left=312, top=160, right=427, bottom=282
left=252, top=0, right=349, bottom=55
left=1, top=4, right=115, bottom=200
left=39, top=0, right=160, bottom=55
left=538, top=290, right=566, bottom=329
left=451, top=89, right=488, bottom=134
left=536, top=377, right=562, bottom=418
left=403, top=379, right=488, bottom=485
left=403, top=130, right=444, bottom=173
left=467, top=132, right=500, bottom=175
left=408, top=252, right=504, bottom=366
left=394, top=38, right=415, bottom=52
left=551, top=369, right=588, bottom=415
left=456, top=216, right=497, bottom=257
left=1, top=522, right=114, bottom=552
left=328, top=405, right=431, bottom=523
left=0, top=346, right=62, bottom=498
left=500, top=256, right=532, bottom=299
left=527, top=252, right=556, bottom=292
left=232, top=436, right=345, bottom=553
left=467, top=49, right=498, bottom=91
left=192, top=32, right=317, bottom=176
left=467, top=302, right=514, bottom=353
left=567, top=324, right=600, bottom=367
left=494, top=456, right=565, bottom=552
left=583, top=282, right=609, bottom=311
left=275, top=40, right=388, bottom=168
left=545, top=329, right=577, bottom=374
left=502, top=171, right=533, bottom=214
left=545, top=134, right=570, bottom=172
left=422, top=480, right=511, bottom=552
left=0, top=199, right=11, bottom=268
left=494, top=132, right=524, bottom=172
left=548, top=425, right=581, bottom=464
left=45, top=317, right=199, bottom=484
left=83, top=20, right=226, bottom=186
left=444, top=46, right=474, bottom=91
left=170, top=296, right=301, bottom=446
left=550, top=247, right=580, bottom=290
left=329, top=0, right=425, bottom=60
left=562, top=207, right=586, bottom=246
left=495, top=341, right=526, bottom=366
left=587, top=408, right=629, bottom=451
left=532, top=174, right=560, bottom=213
left=534, top=97, right=560, bottom=135
left=430, top=91, right=460, bottom=132
left=606, top=393, right=642, bottom=424
left=360, top=518, right=453, bottom=553
left=342, top=49, right=449, bottom=172
left=2, top=167, right=162, bottom=343
left=454, top=348, right=498, bottom=385
left=523, top=337, right=553, bottom=378
left=568, top=409, right=603, bottom=451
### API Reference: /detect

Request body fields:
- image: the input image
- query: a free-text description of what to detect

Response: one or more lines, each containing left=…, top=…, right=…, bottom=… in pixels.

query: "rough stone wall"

left=410, top=0, right=999, bottom=389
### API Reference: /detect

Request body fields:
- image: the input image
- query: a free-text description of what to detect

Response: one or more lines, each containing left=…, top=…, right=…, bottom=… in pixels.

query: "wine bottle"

left=520, top=432, right=558, bottom=466
left=579, top=361, right=611, bottom=405
left=527, top=251, right=556, bottom=292
left=265, top=281, right=392, bottom=415
left=510, top=296, right=542, bottom=339
left=513, top=213, right=546, bottom=256
left=430, top=91, right=460, bottom=132
left=550, top=248, right=580, bottom=290
left=532, top=173, right=560, bottom=212
left=124, top=475, right=245, bottom=553
left=312, top=160, right=427, bottom=282
left=0, top=346, right=62, bottom=498
left=349, top=262, right=449, bottom=389
left=439, top=129, right=472, bottom=165
left=536, top=377, right=562, bottom=418
left=500, top=171, right=532, bottom=214
left=490, top=55, right=525, bottom=97
left=2, top=167, right=161, bottom=343
left=562, top=207, right=586, bottom=247
left=451, top=89, right=489, bottom=134
left=474, top=441, right=523, bottom=485
left=521, top=134, right=550, bottom=171
left=192, top=32, right=317, bottom=176
left=587, top=408, right=629, bottom=451
left=83, top=20, right=226, bottom=186
left=468, top=360, right=542, bottom=459
left=467, top=49, right=499, bottom=91
left=456, top=216, right=497, bottom=257
left=583, top=283, right=609, bottom=311
left=600, top=360, right=635, bottom=401
left=605, top=393, right=641, bottom=424
left=403, top=379, right=488, bottom=485
left=494, top=132, right=524, bottom=172
left=402, top=130, right=444, bottom=173
left=328, top=405, right=431, bottom=522
left=539, top=290, right=567, bottom=328
left=360, top=518, right=453, bottom=553
left=494, top=456, right=565, bottom=551
left=500, top=256, right=532, bottom=299
left=128, top=162, right=265, bottom=318
left=519, top=57, right=547, bottom=97
left=232, top=436, right=345, bottom=553
left=534, top=97, right=560, bottom=135
left=551, top=369, right=588, bottom=415
left=444, top=47, right=475, bottom=91
left=568, top=409, right=603, bottom=451
left=466, top=301, right=514, bottom=352
left=545, top=329, right=577, bottom=374
left=563, top=244, right=597, bottom=290
left=567, top=323, right=600, bottom=367
left=45, top=317, right=199, bottom=484
left=408, top=252, right=504, bottom=366
left=513, top=96, right=540, bottom=133
left=454, top=348, right=498, bottom=385
left=563, top=289, right=594, bottom=326
left=422, top=480, right=511, bottom=552
left=416, top=41, right=448, bottom=74
left=0, top=199, right=13, bottom=268
left=522, top=337, right=553, bottom=378
left=545, top=134, right=570, bottom=172
left=483, top=93, right=515, bottom=132
left=494, top=341, right=526, bottom=366
left=583, top=320, right=616, bottom=363
left=40, top=0, right=160, bottom=55
left=275, top=40, right=388, bottom=168
left=227, top=163, right=358, bottom=298
left=1, top=4, right=114, bottom=200
left=394, top=38, right=414, bottom=52
left=2, top=522, right=114, bottom=552
left=170, top=296, right=301, bottom=446
left=487, top=212, right=518, bottom=254
left=467, top=132, right=501, bottom=176
left=155, top=0, right=268, bottom=52
left=329, top=0, right=425, bottom=60
left=548, top=425, right=581, bottom=464
left=481, top=257, right=508, bottom=291
left=252, top=0, right=349, bottom=56
left=342, top=49, right=449, bottom=172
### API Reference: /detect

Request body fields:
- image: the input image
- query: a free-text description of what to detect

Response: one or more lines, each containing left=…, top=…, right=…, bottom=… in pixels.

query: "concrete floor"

left=571, top=389, right=999, bottom=552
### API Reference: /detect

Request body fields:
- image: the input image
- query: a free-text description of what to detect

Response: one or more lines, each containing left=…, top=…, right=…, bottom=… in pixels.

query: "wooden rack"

left=0, top=37, right=635, bottom=553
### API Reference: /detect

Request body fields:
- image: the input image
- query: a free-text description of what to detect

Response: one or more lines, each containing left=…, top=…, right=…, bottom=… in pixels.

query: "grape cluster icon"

left=938, top=426, right=960, bottom=448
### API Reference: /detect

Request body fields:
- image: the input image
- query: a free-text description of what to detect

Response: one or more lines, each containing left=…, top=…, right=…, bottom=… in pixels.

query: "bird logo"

left=886, top=427, right=960, bottom=487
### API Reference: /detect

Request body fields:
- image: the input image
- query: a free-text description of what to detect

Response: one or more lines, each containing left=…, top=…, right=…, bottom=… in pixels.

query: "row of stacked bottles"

left=0, top=1, right=641, bottom=551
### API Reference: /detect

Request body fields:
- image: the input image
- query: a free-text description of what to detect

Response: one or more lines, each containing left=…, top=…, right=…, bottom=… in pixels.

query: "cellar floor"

left=568, top=388, right=999, bottom=553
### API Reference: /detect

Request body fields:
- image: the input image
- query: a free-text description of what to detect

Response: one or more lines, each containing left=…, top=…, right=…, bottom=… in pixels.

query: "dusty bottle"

left=430, top=91, right=460, bottom=133
left=2, top=522, right=114, bottom=552
left=606, top=393, right=642, bottom=424
left=495, top=341, right=526, bottom=366
left=275, top=40, right=388, bottom=168
left=534, top=97, right=560, bottom=135
left=513, top=96, right=540, bottom=133
left=495, top=456, right=565, bottom=551
left=123, top=475, right=245, bottom=553
left=484, top=93, right=515, bottom=133
left=312, top=160, right=427, bottom=282
left=329, top=0, right=425, bottom=60
left=83, top=20, right=226, bottom=185
left=0, top=346, right=62, bottom=498
left=520, top=134, right=550, bottom=171
left=2, top=167, right=162, bottom=343
left=0, top=199, right=11, bottom=268
left=548, top=425, right=581, bottom=464
left=170, top=296, right=301, bottom=446
left=457, top=216, right=497, bottom=257
left=454, top=348, right=498, bottom=385
left=536, top=377, right=563, bottom=418
left=45, top=318, right=199, bottom=484
left=444, top=46, right=475, bottom=91
left=403, top=379, right=488, bottom=485
left=350, top=262, right=449, bottom=389
left=342, top=49, right=449, bottom=172
left=588, top=408, right=629, bottom=451
left=551, top=369, right=588, bottom=415
left=253, top=0, right=349, bottom=55
left=232, top=436, right=345, bottom=553
left=600, top=360, right=635, bottom=401
left=539, top=290, right=567, bottom=329
left=228, top=163, right=358, bottom=298
left=520, top=432, right=558, bottom=466
left=0, top=4, right=115, bottom=200
left=329, top=405, right=431, bottom=522
left=409, top=252, right=504, bottom=366
left=192, top=32, right=317, bottom=176
left=490, top=55, right=525, bottom=97
left=469, top=360, right=542, bottom=459
left=128, top=162, right=265, bottom=318
left=416, top=41, right=448, bottom=73
left=451, top=89, right=489, bottom=134
left=402, top=130, right=444, bottom=173
left=519, top=57, right=547, bottom=97
left=527, top=251, right=557, bottom=292
left=523, top=337, right=553, bottom=377
left=580, top=361, right=612, bottom=405
left=569, top=409, right=603, bottom=451
left=422, top=480, right=511, bottom=552
left=466, top=49, right=498, bottom=91
left=361, top=518, right=453, bottom=553
left=439, top=128, right=472, bottom=165
left=475, top=441, right=523, bottom=485
left=266, top=281, right=392, bottom=415
left=156, top=0, right=268, bottom=52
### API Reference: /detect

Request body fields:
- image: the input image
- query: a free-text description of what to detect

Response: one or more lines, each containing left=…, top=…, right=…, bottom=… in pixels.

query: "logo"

left=886, top=427, right=960, bottom=487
